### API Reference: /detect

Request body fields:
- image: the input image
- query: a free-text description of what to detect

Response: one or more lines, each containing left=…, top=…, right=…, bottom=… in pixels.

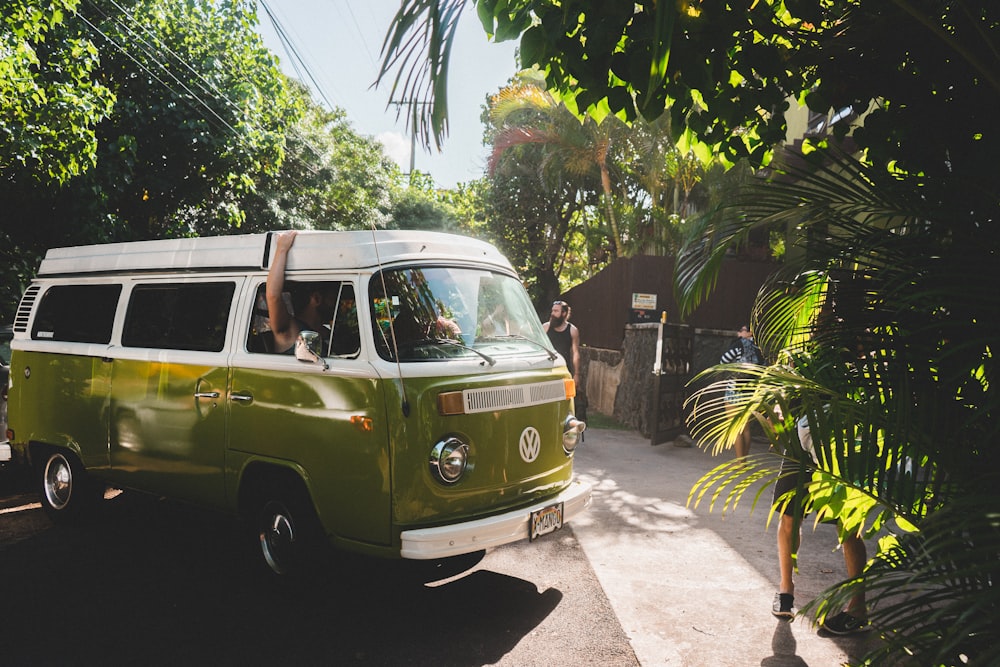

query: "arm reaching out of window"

left=266, top=231, right=299, bottom=354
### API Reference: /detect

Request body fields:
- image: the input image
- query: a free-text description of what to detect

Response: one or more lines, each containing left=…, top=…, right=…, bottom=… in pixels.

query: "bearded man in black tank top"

left=543, top=300, right=581, bottom=388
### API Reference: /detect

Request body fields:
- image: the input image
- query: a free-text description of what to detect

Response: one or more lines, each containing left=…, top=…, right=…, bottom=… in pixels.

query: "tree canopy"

left=236, top=78, right=398, bottom=234
left=1, top=0, right=115, bottom=183
left=381, top=1, right=1000, bottom=184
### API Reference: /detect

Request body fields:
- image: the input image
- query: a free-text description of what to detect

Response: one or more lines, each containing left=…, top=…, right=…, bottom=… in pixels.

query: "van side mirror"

left=295, top=330, right=329, bottom=370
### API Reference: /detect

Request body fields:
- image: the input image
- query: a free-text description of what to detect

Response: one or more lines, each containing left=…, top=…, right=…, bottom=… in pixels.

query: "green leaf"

left=520, top=25, right=545, bottom=68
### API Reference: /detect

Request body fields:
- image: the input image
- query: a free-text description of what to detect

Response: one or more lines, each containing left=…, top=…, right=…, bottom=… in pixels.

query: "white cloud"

left=377, top=131, right=411, bottom=171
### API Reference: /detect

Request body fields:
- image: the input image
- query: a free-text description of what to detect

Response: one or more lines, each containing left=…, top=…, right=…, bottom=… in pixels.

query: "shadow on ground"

left=0, top=491, right=561, bottom=666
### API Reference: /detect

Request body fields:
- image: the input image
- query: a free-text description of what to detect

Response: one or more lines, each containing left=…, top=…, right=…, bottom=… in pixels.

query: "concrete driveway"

left=571, top=427, right=883, bottom=667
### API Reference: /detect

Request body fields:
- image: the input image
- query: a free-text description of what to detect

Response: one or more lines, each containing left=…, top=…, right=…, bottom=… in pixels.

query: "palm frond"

left=673, top=201, right=753, bottom=315
left=679, top=142, right=1000, bottom=665
left=751, top=267, right=827, bottom=356
left=805, top=496, right=1000, bottom=666
left=488, top=126, right=559, bottom=174
left=378, top=0, right=466, bottom=150
left=489, top=80, right=554, bottom=125
left=688, top=453, right=785, bottom=516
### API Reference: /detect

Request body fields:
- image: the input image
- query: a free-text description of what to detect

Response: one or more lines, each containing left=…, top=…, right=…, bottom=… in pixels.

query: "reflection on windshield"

left=370, top=267, right=550, bottom=362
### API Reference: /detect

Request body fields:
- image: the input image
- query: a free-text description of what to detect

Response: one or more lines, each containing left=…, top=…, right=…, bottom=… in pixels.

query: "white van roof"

left=36, top=230, right=514, bottom=276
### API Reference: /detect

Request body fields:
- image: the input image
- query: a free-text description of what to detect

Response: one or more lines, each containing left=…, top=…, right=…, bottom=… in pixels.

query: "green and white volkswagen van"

left=6, top=231, right=590, bottom=573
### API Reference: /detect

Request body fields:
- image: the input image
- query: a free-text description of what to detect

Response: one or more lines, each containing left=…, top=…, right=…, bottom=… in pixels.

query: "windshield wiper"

left=480, top=334, right=558, bottom=361
left=415, top=337, right=496, bottom=366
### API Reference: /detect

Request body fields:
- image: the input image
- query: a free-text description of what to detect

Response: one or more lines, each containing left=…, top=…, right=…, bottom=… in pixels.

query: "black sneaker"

left=821, top=611, right=870, bottom=635
left=772, top=592, right=795, bottom=619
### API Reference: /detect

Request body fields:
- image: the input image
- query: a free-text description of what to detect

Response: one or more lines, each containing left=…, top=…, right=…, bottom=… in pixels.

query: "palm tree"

left=678, top=147, right=999, bottom=666
left=488, top=73, right=626, bottom=258
left=489, top=73, right=720, bottom=260
left=613, top=116, right=713, bottom=256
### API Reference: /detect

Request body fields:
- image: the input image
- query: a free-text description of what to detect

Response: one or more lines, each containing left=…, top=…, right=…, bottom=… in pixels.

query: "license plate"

left=530, top=502, right=564, bottom=541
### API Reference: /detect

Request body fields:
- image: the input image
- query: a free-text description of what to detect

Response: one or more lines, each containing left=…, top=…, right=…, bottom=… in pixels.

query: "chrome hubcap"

left=260, top=505, right=295, bottom=574
left=44, top=455, right=73, bottom=510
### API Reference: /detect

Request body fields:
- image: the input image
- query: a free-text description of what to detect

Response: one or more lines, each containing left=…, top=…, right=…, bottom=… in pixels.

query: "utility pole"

left=388, top=100, right=430, bottom=180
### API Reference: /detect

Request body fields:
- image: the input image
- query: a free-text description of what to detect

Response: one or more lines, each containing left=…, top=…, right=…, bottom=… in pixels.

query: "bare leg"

left=842, top=535, right=868, bottom=617
left=735, top=426, right=752, bottom=458
left=777, top=514, right=797, bottom=594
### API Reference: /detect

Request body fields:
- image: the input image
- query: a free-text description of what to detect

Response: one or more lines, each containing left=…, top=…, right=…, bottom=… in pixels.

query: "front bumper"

left=400, top=478, right=593, bottom=559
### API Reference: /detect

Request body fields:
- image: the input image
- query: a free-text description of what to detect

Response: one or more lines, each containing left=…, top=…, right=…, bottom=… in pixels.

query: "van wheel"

left=256, top=483, right=322, bottom=576
left=38, top=450, right=94, bottom=524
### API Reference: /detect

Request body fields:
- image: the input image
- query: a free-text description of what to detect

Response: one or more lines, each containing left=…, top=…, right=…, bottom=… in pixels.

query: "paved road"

left=571, top=427, right=882, bottom=666
left=0, top=428, right=880, bottom=666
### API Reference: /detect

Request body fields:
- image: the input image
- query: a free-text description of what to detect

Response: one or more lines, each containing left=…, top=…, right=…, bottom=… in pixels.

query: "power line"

left=78, top=0, right=330, bottom=182
left=80, top=1, right=241, bottom=137
left=337, top=0, right=377, bottom=69
left=260, top=0, right=341, bottom=113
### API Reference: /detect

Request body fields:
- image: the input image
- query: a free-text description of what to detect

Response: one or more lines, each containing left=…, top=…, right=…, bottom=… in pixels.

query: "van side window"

left=32, top=284, right=122, bottom=343
left=247, top=282, right=359, bottom=357
left=247, top=284, right=275, bottom=353
left=123, top=282, right=236, bottom=352
left=329, top=284, right=359, bottom=357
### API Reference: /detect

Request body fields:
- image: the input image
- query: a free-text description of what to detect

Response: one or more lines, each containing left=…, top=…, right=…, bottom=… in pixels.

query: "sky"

left=255, top=0, right=520, bottom=189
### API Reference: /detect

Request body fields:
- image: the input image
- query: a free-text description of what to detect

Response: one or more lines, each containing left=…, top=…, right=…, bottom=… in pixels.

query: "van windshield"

left=370, top=267, right=552, bottom=362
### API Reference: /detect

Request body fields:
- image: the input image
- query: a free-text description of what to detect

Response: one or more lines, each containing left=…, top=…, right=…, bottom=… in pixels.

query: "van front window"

left=370, top=267, right=550, bottom=362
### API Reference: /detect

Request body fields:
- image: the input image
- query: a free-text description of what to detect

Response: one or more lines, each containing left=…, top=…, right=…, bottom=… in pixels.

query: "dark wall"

left=561, top=255, right=778, bottom=350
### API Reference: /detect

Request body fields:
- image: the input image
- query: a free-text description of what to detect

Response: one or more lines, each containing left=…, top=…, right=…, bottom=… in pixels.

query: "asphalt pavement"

left=569, top=426, right=883, bottom=667
left=0, top=427, right=883, bottom=666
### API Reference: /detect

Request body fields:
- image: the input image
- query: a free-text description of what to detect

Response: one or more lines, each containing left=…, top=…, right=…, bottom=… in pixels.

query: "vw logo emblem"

left=519, top=426, right=541, bottom=462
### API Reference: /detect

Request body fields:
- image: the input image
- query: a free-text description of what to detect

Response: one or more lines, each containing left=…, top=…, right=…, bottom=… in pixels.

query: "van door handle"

left=194, top=391, right=220, bottom=399
left=230, top=392, right=253, bottom=404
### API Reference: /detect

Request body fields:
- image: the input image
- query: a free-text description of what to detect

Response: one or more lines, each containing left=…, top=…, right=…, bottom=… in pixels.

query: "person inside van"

left=480, top=302, right=510, bottom=337
left=266, top=231, right=338, bottom=355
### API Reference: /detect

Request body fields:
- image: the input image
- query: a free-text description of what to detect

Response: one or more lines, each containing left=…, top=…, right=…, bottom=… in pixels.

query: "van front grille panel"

left=462, top=380, right=567, bottom=414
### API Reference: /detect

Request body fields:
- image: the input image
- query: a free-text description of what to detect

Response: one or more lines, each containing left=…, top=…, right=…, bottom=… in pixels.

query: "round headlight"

left=562, top=416, right=586, bottom=454
left=430, top=437, right=469, bottom=484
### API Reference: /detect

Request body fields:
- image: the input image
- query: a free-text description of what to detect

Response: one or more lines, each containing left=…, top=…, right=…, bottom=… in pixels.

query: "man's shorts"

left=772, top=456, right=812, bottom=517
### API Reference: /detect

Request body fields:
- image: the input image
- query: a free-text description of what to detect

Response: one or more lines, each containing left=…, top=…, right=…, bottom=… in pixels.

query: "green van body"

left=7, top=231, right=590, bottom=568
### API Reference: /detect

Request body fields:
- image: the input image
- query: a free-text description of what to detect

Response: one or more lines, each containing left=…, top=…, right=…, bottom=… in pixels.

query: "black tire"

left=38, top=449, right=98, bottom=524
left=255, top=480, right=323, bottom=576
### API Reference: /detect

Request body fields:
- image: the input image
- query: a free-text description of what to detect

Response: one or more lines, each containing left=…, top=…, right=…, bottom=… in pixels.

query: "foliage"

left=683, top=147, right=999, bottom=664
left=483, top=72, right=722, bottom=308
left=386, top=171, right=462, bottom=231
left=236, top=78, right=397, bottom=233
left=76, top=0, right=297, bottom=239
left=490, top=70, right=629, bottom=258
left=671, top=5, right=1000, bottom=659
left=484, top=72, right=602, bottom=289
left=0, top=0, right=297, bottom=321
left=440, top=177, right=491, bottom=237
left=1, top=0, right=116, bottom=184
left=478, top=161, right=586, bottom=309
left=380, top=1, right=1000, bottom=182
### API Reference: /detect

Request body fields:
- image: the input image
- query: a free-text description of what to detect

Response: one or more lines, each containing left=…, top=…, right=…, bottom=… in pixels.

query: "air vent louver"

left=13, top=285, right=41, bottom=333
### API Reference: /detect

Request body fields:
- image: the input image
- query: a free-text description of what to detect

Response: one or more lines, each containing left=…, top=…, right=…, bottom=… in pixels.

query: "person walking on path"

left=772, top=417, right=870, bottom=635
left=720, top=325, right=764, bottom=458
